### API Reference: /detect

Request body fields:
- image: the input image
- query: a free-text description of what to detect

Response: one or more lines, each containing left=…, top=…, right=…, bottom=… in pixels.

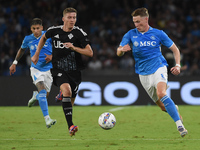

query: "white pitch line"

left=109, top=107, right=125, bottom=112
left=1, top=138, right=200, bottom=141
left=108, top=106, right=147, bottom=112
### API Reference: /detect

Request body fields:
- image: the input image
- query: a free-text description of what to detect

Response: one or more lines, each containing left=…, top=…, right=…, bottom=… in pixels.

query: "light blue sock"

left=160, top=95, right=180, bottom=122
left=36, top=89, right=49, bottom=117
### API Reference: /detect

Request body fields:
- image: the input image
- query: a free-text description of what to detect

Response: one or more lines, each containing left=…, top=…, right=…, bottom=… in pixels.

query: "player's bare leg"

left=157, top=82, right=187, bottom=137
left=28, top=81, right=56, bottom=128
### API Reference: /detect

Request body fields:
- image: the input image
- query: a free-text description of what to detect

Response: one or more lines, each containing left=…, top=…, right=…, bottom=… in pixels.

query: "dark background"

left=1, top=0, right=200, bottom=76
left=0, top=0, right=200, bottom=106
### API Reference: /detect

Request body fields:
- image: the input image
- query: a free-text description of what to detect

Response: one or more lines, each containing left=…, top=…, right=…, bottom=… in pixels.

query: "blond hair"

left=131, top=7, right=149, bottom=18
left=63, top=7, right=77, bottom=16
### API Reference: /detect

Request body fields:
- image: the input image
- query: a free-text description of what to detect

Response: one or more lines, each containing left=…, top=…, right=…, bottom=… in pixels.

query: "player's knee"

left=60, top=84, right=72, bottom=97
left=36, top=89, right=47, bottom=101
left=63, top=91, right=72, bottom=97
left=61, top=88, right=72, bottom=97
left=157, top=91, right=166, bottom=100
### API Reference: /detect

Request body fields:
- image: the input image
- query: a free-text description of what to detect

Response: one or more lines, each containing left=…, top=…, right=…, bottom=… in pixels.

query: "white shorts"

left=30, top=67, right=53, bottom=92
left=139, top=66, right=168, bottom=103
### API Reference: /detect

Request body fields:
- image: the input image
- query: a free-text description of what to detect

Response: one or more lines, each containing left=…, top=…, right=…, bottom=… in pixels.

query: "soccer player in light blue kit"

left=117, top=8, right=188, bottom=137
left=9, top=18, right=56, bottom=128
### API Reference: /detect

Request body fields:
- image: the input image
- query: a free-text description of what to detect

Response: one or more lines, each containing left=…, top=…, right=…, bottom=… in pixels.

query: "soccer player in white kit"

left=9, top=18, right=56, bottom=128
left=117, top=8, right=188, bottom=137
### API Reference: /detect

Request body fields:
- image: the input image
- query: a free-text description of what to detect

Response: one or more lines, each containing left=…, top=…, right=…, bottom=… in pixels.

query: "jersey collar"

left=61, top=25, right=75, bottom=32
left=136, top=26, right=153, bottom=34
left=32, top=31, right=43, bottom=39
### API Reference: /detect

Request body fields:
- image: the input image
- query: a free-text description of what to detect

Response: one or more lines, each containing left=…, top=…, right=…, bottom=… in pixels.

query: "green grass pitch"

left=0, top=105, right=200, bottom=150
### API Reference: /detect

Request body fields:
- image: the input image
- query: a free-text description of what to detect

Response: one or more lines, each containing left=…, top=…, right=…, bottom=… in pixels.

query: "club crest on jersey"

left=150, top=36, right=156, bottom=40
left=133, top=41, right=139, bottom=47
left=30, top=45, right=35, bottom=50
left=68, top=33, right=73, bottom=39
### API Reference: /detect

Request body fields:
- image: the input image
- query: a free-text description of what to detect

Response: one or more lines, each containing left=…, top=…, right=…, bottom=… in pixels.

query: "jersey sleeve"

left=159, top=30, right=173, bottom=48
left=120, top=31, right=131, bottom=46
left=45, top=27, right=54, bottom=39
left=77, top=28, right=90, bottom=48
left=21, top=36, right=28, bottom=49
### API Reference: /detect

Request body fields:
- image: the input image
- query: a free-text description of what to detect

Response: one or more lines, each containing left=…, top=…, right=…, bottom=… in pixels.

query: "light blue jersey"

left=21, top=31, right=52, bottom=71
left=120, top=27, right=173, bottom=75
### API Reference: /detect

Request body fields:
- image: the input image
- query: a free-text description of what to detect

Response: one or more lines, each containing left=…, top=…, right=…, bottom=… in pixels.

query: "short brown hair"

left=63, top=7, right=77, bottom=16
left=31, top=18, right=42, bottom=26
left=131, top=7, right=149, bottom=18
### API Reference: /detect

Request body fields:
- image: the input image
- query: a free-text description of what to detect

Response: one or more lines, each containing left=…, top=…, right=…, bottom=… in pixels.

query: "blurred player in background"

left=9, top=18, right=56, bottom=128
left=117, top=7, right=188, bottom=137
left=32, top=8, right=93, bottom=137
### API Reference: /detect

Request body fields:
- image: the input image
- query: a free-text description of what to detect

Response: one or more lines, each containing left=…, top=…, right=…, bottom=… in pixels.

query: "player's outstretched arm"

left=169, top=43, right=181, bottom=76
left=117, top=44, right=131, bottom=57
left=9, top=48, right=25, bottom=75
left=31, top=34, right=47, bottom=65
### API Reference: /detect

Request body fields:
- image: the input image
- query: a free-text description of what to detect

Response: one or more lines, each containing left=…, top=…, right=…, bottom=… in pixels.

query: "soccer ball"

left=98, top=112, right=116, bottom=130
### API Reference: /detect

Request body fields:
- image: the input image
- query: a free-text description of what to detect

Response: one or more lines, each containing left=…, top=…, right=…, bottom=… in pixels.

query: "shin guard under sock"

left=160, top=95, right=180, bottom=122
left=36, top=89, right=49, bottom=117
left=62, top=97, right=73, bottom=128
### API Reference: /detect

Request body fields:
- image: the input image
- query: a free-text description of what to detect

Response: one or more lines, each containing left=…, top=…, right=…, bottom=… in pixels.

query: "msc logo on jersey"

left=140, top=41, right=156, bottom=47
left=133, top=41, right=156, bottom=47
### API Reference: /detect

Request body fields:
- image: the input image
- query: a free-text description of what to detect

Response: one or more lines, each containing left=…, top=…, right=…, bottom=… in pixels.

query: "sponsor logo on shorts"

left=161, top=74, right=166, bottom=80
left=57, top=73, right=62, bottom=77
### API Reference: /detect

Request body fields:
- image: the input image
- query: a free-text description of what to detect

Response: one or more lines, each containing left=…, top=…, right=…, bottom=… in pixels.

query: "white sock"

left=175, top=120, right=184, bottom=129
left=44, top=115, right=50, bottom=121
